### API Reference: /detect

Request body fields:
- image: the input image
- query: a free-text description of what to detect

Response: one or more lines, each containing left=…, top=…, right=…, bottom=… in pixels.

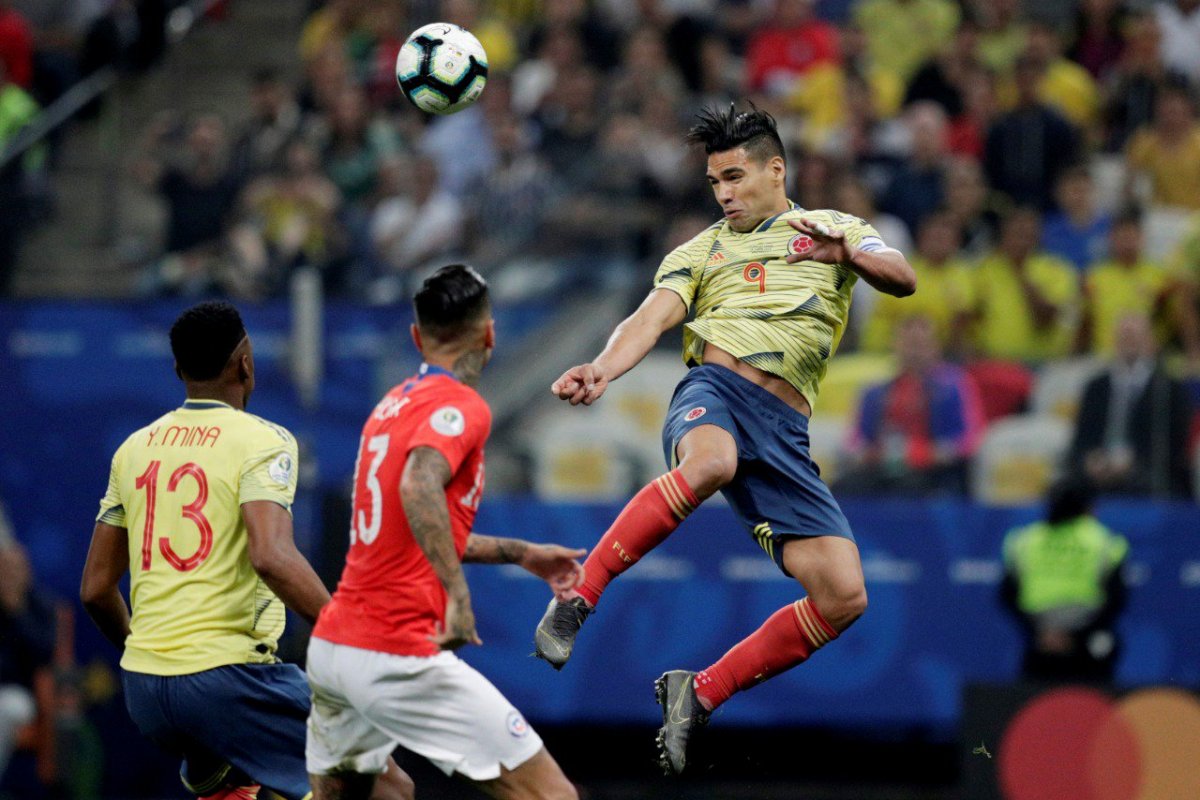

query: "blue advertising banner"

left=463, top=498, right=1200, bottom=733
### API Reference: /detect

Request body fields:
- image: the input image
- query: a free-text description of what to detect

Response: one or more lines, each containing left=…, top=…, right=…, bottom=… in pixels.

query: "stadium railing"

left=0, top=0, right=226, bottom=174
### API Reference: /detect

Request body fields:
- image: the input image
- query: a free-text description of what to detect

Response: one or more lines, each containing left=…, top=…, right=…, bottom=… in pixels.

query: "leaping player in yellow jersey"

left=80, top=302, right=412, bottom=800
left=533, top=105, right=917, bottom=774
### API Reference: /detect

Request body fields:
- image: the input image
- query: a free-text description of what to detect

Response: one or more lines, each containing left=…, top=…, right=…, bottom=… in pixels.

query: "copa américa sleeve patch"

left=430, top=406, right=466, bottom=437
left=268, top=451, right=295, bottom=485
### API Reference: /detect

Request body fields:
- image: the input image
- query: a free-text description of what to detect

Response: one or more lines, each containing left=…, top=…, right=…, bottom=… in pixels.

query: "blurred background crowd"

left=9, top=0, right=1200, bottom=500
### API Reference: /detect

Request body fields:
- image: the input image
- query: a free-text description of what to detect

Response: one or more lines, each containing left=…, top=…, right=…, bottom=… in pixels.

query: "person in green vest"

left=1000, top=476, right=1129, bottom=683
left=0, top=57, right=42, bottom=296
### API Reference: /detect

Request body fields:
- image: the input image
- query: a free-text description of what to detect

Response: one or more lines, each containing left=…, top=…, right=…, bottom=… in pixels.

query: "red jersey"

left=313, top=365, right=490, bottom=656
left=746, top=22, right=840, bottom=94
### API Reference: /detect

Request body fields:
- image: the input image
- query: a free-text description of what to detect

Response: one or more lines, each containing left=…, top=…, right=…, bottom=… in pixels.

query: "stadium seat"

left=818, top=353, right=896, bottom=422
left=965, top=360, right=1035, bottom=422
left=971, top=415, right=1073, bottom=505
left=1089, top=154, right=1126, bottom=215
left=1143, top=205, right=1194, bottom=261
left=806, top=416, right=851, bottom=485
left=530, top=414, right=640, bottom=500
left=1030, top=357, right=1104, bottom=421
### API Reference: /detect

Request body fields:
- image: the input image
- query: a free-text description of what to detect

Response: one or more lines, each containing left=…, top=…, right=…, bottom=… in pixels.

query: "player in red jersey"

left=306, top=265, right=584, bottom=800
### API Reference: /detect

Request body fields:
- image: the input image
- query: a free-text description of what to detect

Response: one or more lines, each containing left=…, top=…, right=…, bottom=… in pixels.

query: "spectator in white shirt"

left=368, top=156, right=465, bottom=302
left=1155, top=0, right=1200, bottom=84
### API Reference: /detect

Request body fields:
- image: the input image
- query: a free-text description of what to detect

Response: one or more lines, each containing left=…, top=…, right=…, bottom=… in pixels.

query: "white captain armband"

left=857, top=236, right=900, bottom=255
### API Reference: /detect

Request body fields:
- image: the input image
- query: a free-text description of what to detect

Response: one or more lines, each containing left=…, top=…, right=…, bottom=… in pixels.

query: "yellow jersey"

left=972, top=253, right=1079, bottom=361
left=96, top=399, right=300, bottom=676
left=1085, top=259, right=1170, bottom=355
left=654, top=204, right=888, bottom=407
left=862, top=256, right=975, bottom=352
left=1126, top=126, right=1200, bottom=210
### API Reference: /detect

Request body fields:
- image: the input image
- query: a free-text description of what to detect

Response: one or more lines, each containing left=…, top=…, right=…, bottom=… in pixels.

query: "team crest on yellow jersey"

left=788, top=234, right=814, bottom=256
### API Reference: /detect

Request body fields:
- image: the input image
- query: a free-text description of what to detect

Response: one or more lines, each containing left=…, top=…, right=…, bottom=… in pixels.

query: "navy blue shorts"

left=122, top=663, right=312, bottom=800
left=661, top=364, right=854, bottom=575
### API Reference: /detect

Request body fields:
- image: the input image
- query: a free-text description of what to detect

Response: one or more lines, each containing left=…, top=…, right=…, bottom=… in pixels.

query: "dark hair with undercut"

left=413, top=264, right=490, bottom=341
left=686, top=104, right=785, bottom=164
left=170, top=301, right=247, bottom=381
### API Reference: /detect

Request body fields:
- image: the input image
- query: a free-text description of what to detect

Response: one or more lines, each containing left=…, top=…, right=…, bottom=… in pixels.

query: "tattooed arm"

left=462, top=534, right=530, bottom=564
left=464, top=534, right=587, bottom=598
left=400, top=446, right=480, bottom=649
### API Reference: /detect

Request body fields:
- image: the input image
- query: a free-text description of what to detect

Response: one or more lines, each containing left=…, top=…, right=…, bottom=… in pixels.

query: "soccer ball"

left=395, top=23, right=489, bottom=115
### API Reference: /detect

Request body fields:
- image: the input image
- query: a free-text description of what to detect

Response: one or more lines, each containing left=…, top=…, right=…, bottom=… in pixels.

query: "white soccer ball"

left=395, top=22, right=489, bottom=115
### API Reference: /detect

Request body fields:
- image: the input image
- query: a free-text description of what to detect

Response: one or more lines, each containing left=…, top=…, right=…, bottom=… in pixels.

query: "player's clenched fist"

left=551, top=363, right=609, bottom=406
left=430, top=594, right=483, bottom=651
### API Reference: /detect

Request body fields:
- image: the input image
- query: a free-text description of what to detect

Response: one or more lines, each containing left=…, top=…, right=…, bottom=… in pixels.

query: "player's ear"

left=410, top=324, right=423, bottom=355
left=484, top=319, right=495, bottom=351
left=771, top=156, right=785, bottom=184
left=174, top=361, right=183, bottom=381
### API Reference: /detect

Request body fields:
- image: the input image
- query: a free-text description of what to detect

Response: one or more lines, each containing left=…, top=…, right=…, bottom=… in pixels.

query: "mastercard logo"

left=997, top=687, right=1200, bottom=800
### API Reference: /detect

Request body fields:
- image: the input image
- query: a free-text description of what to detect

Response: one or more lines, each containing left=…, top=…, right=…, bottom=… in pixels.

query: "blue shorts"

left=661, top=364, right=854, bottom=575
left=122, top=663, right=312, bottom=800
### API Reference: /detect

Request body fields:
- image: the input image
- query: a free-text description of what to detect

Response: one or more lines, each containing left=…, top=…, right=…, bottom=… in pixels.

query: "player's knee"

left=679, top=453, right=736, bottom=498
left=845, top=586, right=868, bottom=623
left=814, top=583, right=867, bottom=631
left=834, top=585, right=868, bottom=628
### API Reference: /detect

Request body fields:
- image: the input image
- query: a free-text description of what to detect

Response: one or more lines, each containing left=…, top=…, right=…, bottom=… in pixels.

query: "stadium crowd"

left=4, top=0, right=1200, bottom=498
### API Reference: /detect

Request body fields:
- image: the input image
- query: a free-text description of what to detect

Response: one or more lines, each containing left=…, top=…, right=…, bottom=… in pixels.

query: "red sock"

left=576, top=470, right=699, bottom=606
left=694, top=597, right=838, bottom=711
left=200, top=785, right=260, bottom=800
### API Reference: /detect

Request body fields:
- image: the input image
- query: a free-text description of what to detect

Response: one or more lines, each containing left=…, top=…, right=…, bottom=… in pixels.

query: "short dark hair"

left=170, top=301, right=247, bottom=381
left=687, top=104, right=785, bottom=164
left=413, top=264, right=490, bottom=341
left=1046, top=475, right=1097, bottom=525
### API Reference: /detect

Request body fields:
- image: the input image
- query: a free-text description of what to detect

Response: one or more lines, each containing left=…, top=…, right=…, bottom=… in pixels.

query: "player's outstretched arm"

left=551, top=289, right=688, bottom=406
left=786, top=218, right=917, bottom=297
left=80, top=522, right=132, bottom=650
left=243, top=500, right=331, bottom=625
left=463, top=534, right=586, bottom=599
left=401, top=447, right=482, bottom=650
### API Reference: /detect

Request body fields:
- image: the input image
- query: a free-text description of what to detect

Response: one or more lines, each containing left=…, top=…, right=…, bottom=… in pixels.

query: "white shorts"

left=305, top=638, right=544, bottom=781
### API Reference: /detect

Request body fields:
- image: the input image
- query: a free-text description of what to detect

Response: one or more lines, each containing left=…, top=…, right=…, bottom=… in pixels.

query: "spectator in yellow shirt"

left=863, top=211, right=975, bottom=354
left=971, top=208, right=1080, bottom=361
left=853, top=0, right=960, bottom=83
left=993, top=23, right=1100, bottom=130
left=1082, top=212, right=1179, bottom=356
left=1027, top=21, right=1100, bottom=130
left=1125, top=80, right=1200, bottom=211
left=975, top=0, right=1028, bottom=74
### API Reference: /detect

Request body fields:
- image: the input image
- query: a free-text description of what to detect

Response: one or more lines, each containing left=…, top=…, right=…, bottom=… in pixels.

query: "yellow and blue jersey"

left=654, top=204, right=888, bottom=408
left=97, top=399, right=299, bottom=676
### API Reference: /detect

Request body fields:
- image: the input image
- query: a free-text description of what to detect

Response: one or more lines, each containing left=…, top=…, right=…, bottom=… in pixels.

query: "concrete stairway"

left=13, top=0, right=305, bottom=298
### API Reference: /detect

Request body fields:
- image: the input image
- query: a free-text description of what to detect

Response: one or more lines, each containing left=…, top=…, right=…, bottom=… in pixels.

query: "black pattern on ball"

left=400, top=35, right=489, bottom=106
